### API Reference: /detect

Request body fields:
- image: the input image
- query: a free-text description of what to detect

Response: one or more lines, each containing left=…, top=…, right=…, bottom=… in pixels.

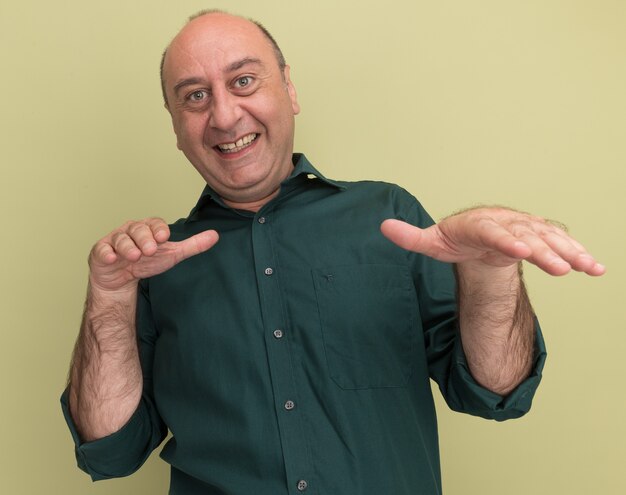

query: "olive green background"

left=1, top=0, right=624, bottom=493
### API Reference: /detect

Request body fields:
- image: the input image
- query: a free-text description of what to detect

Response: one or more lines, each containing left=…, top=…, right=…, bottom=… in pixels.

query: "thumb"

left=174, top=229, right=220, bottom=262
left=380, top=219, right=443, bottom=258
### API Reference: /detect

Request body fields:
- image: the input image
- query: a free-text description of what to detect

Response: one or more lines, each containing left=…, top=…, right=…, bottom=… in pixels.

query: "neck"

left=221, top=187, right=281, bottom=212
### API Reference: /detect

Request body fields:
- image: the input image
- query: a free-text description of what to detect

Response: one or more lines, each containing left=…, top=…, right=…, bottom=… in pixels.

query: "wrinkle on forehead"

left=163, top=31, right=279, bottom=104
left=161, top=13, right=284, bottom=108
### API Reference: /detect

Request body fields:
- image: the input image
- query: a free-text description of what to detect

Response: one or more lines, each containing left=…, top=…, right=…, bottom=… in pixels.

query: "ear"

left=283, top=65, right=300, bottom=115
left=175, top=128, right=182, bottom=151
left=164, top=103, right=183, bottom=150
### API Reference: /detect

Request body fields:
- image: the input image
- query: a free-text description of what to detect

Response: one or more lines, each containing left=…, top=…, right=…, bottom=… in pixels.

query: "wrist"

left=455, top=260, right=520, bottom=285
left=87, top=276, right=139, bottom=306
left=84, top=279, right=138, bottom=339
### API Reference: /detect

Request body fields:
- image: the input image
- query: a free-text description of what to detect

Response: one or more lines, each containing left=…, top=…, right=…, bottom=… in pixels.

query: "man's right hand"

left=68, top=218, right=218, bottom=441
left=89, top=217, right=219, bottom=293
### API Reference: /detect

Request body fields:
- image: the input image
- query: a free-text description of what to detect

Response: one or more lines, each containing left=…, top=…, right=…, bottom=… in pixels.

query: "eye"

left=234, top=76, right=252, bottom=89
left=187, top=90, right=208, bottom=102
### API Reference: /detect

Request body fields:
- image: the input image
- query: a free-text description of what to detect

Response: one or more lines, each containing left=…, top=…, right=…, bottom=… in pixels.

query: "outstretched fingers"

left=533, top=227, right=605, bottom=276
left=469, top=214, right=605, bottom=275
left=470, top=216, right=532, bottom=260
left=382, top=208, right=605, bottom=277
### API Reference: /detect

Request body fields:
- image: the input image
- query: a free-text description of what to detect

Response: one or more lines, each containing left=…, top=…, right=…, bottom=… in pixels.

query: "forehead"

left=164, top=14, right=276, bottom=81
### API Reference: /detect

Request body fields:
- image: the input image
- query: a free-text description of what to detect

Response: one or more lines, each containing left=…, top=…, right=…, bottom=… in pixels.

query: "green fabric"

left=61, top=153, right=546, bottom=494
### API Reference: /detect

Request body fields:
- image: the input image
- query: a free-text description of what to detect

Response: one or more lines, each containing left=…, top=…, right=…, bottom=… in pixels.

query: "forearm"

left=455, top=262, right=535, bottom=396
left=68, top=281, right=143, bottom=442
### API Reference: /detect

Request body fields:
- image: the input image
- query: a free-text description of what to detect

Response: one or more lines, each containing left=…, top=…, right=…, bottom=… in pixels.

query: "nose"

left=208, top=89, right=242, bottom=131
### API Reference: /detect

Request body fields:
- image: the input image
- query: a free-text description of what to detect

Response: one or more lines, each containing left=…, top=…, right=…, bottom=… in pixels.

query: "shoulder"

left=336, top=178, right=427, bottom=214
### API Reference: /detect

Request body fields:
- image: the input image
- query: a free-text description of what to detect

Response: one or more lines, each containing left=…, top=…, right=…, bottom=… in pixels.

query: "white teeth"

left=217, top=133, right=257, bottom=153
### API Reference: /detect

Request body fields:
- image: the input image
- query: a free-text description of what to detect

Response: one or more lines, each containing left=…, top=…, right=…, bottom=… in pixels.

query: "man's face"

left=162, top=14, right=300, bottom=209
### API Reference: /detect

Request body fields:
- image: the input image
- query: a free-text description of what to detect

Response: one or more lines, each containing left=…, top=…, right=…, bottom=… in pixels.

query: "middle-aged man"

left=61, top=10, right=605, bottom=495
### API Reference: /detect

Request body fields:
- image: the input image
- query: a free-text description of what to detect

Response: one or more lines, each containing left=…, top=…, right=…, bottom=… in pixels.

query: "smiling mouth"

left=215, top=133, right=258, bottom=154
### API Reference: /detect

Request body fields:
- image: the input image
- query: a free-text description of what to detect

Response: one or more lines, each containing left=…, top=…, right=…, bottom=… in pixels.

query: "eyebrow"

left=226, top=57, right=263, bottom=72
left=173, top=77, right=205, bottom=96
left=172, top=58, right=265, bottom=97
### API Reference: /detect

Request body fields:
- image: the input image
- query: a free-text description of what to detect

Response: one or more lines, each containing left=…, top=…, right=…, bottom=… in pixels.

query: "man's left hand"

left=381, top=207, right=605, bottom=276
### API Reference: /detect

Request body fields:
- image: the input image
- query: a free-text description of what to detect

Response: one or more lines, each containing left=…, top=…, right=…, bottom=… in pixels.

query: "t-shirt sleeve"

left=59, top=281, right=167, bottom=480
left=398, top=190, right=547, bottom=421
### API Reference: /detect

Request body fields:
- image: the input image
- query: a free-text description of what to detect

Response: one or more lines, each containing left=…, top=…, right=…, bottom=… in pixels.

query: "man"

left=61, top=10, right=604, bottom=495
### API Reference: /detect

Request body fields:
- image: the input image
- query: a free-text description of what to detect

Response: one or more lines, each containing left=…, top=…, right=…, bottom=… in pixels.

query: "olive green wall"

left=2, top=0, right=624, bottom=493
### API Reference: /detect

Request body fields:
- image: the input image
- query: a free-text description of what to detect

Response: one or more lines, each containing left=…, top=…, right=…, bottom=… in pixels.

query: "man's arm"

left=381, top=207, right=604, bottom=396
left=69, top=283, right=143, bottom=441
left=67, top=218, right=218, bottom=441
left=454, top=261, right=534, bottom=395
